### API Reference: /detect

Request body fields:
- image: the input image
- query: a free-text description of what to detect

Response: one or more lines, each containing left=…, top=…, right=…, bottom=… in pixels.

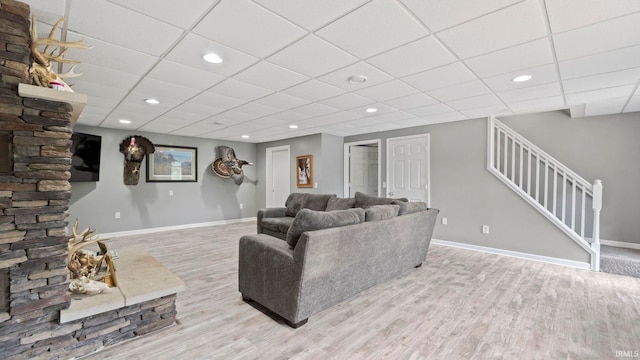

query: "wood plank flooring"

left=81, top=221, right=640, bottom=360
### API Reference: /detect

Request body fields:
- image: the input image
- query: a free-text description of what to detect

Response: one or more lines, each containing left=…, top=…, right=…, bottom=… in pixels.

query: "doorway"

left=266, top=145, right=290, bottom=207
left=344, top=140, right=381, bottom=198
left=386, top=134, right=430, bottom=205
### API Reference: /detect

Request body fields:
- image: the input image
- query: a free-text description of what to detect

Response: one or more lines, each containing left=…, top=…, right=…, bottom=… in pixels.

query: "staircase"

left=487, top=117, right=602, bottom=271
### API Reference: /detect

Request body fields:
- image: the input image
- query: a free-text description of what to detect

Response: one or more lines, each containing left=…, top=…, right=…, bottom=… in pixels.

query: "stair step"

left=600, top=245, right=640, bottom=278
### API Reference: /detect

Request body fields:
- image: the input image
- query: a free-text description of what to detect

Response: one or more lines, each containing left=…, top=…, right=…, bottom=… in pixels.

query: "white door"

left=349, top=146, right=379, bottom=197
left=387, top=134, right=430, bottom=204
left=266, top=146, right=290, bottom=207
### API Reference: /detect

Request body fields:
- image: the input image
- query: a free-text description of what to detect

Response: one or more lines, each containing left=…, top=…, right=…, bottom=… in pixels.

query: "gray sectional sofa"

left=239, top=192, right=439, bottom=328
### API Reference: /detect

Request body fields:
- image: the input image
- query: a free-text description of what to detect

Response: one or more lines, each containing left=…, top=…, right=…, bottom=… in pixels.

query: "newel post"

left=591, top=179, right=603, bottom=271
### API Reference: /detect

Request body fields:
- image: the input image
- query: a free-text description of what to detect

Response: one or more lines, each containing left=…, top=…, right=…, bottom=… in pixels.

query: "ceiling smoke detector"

left=348, top=75, right=367, bottom=84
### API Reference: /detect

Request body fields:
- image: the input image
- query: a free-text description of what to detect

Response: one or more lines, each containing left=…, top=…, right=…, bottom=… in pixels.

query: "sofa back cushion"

left=354, top=192, right=408, bottom=208
left=391, top=200, right=428, bottom=215
left=326, top=197, right=355, bottom=211
left=302, top=194, right=336, bottom=212
left=285, top=193, right=307, bottom=217
left=286, top=208, right=365, bottom=249
left=364, top=204, right=400, bottom=221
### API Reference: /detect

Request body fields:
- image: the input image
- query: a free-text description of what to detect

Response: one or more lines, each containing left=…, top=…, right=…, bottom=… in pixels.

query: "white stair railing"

left=487, top=117, right=602, bottom=271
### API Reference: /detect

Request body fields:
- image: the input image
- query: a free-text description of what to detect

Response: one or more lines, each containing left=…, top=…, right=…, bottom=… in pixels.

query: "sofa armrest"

left=238, top=234, right=301, bottom=322
left=257, top=207, right=287, bottom=234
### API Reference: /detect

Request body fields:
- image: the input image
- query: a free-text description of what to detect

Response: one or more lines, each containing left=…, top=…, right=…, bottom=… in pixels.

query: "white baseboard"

left=100, top=217, right=256, bottom=239
left=600, top=239, right=640, bottom=250
left=431, top=238, right=591, bottom=270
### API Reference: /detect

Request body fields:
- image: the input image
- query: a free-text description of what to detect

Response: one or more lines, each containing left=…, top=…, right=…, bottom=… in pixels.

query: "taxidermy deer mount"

left=29, top=15, right=91, bottom=90
left=119, top=135, right=155, bottom=185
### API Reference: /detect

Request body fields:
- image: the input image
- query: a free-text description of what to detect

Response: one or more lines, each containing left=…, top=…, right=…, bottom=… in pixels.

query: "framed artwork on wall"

left=296, top=155, right=313, bottom=188
left=147, top=145, right=197, bottom=182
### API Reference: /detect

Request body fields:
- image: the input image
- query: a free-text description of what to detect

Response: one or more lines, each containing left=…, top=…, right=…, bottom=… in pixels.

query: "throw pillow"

left=391, top=200, right=428, bottom=215
left=301, top=194, right=337, bottom=211
left=285, top=208, right=365, bottom=249
left=326, top=197, right=355, bottom=211
left=364, top=204, right=400, bottom=221
left=285, top=193, right=307, bottom=217
left=354, top=192, right=408, bottom=208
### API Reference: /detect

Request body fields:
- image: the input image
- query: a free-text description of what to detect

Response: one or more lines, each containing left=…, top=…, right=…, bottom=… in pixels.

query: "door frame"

left=265, top=145, right=290, bottom=208
left=386, top=134, right=430, bottom=206
left=343, top=139, right=381, bottom=197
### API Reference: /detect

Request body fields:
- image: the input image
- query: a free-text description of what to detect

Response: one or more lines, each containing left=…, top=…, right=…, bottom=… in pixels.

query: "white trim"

left=343, top=139, right=381, bottom=197
left=265, top=145, right=290, bottom=208
left=431, top=238, right=591, bottom=270
left=101, top=217, right=256, bottom=239
left=600, top=239, right=640, bottom=250
left=386, top=133, right=430, bottom=206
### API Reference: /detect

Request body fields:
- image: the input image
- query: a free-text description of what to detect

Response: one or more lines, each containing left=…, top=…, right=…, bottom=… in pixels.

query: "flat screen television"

left=70, top=132, right=101, bottom=182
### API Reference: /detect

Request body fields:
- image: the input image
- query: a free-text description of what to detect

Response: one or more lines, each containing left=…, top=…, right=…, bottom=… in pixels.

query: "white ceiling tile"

left=405, top=103, right=455, bottom=117
left=70, top=63, right=141, bottom=90
left=152, top=110, right=207, bottom=125
left=563, top=68, right=640, bottom=94
left=193, top=0, right=306, bottom=58
left=392, top=117, right=433, bottom=128
left=208, top=79, right=273, bottom=102
left=268, top=111, right=312, bottom=122
left=291, top=103, right=340, bottom=117
left=137, top=123, right=185, bottom=134
left=354, top=80, right=420, bottom=102
left=403, top=62, right=477, bottom=92
left=366, top=36, right=457, bottom=77
left=250, top=117, right=289, bottom=127
left=624, top=96, right=640, bottom=112
left=400, top=0, right=521, bottom=32
left=348, top=103, right=398, bottom=116
left=446, top=93, right=504, bottom=111
left=545, top=0, right=640, bottom=33
left=253, top=0, right=370, bottom=30
left=72, top=82, right=126, bottom=109
left=566, top=85, right=635, bottom=106
left=344, top=118, right=384, bottom=128
left=172, top=101, right=225, bottom=118
left=254, top=93, right=310, bottom=110
left=585, top=97, right=629, bottom=116
left=370, top=111, right=415, bottom=123
left=497, top=82, right=562, bottom=102
left=428, top=80, right=491, bottom=102
left=165, top=34, right=259, bottom=77
left=21, top=0, right=66, bottom=23
left=316, top=0, right=427, bottom=58
left=461, top=104, right=511, bottom=119
left=506, top=95, right=565, bottom=112
left=484, top=64, right=559, bottom=92
left=312, top=111, right=362, bottom=124
left=553, top=12, right=640, bottom=61
left=318, top=62, right=394, bottom=91
left=437, top=0, right=547, bottom=59
left=418, top=112, right=468, bottom=123
left=558, top=45, right=640, bottom=80
left=147, top=60, right=224, bottom=91
left=110, top=0, right=218, bottom=29
left=281, top=80, right=347, bottom=102
left=319, top=93, right=376, bottom=110
left=68, top=0, right=183, bottom=56
left=464, top=38, right=554, bottom=78
left=132, top=78, right=201, bottom=103
left=234, top=61, right=309, bottom=92
left=267, top=35, right=359, bottom=78
left=382, top=93, right=438, bottom=110
left=360, top=123, right=402, bottom=132
left=232, top=102, right=282, bottom=117
left=207, top=110, right=260, bottom=124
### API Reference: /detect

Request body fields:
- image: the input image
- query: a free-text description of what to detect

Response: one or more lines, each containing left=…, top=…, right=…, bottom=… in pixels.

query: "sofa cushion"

left=285, top=193, right=307, bottom=217
left=285, top=208, right=365, bottom=249
left=261, top=217, right=295, bottom=233
left=302, top=194, right=336, bottom=212
left=391, top=200, right=428, bottom=215
left=326, top=197, right=355, bottom=211
left=365, top=204, right=400, bottom=221
left=354, top=192, right=409, bottom=208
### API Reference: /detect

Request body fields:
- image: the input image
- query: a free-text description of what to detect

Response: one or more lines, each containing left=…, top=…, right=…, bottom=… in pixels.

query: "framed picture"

left=296, top=155, right=313, bottom=188
left=147, top=145, right=197, bottom=182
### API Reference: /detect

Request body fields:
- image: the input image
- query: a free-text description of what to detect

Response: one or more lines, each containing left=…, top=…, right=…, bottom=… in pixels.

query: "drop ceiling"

left=22, top=0, right=640, bottom=143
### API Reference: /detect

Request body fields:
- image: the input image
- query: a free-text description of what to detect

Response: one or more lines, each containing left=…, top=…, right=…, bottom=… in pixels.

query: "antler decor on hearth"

left=67, top=220, right=117, bottom=295
left=29, top=15, right=91, bottom=90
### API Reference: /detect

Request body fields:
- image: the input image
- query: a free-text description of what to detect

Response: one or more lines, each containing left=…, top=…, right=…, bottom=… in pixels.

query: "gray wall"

left=501, top=111, right=640, bottom=245
left=255, top=133, right=344, bottom=210
left=346, top=117, right=591, bottom=263
left=69, top=125, right=257, bottom=234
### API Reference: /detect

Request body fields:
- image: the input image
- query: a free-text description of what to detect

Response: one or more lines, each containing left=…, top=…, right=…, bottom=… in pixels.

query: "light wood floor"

left=82, top=221, right=640, bottom=360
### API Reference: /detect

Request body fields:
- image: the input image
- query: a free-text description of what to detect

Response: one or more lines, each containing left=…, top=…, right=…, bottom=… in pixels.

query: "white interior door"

left=386, top=134, right=430, bottom=204
left=266, top=146, right=290, bottom=207
left=349, top=145, right=379, bottom=197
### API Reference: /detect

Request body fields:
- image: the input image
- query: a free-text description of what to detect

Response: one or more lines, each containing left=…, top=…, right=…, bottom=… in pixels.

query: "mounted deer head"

left=119, top=135, right=155, bottom=185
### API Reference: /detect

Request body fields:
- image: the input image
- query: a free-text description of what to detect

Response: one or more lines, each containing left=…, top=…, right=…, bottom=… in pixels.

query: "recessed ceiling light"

left=365, top=108, right=378, bottom=113
left=512, top=75, right=532, bottom=83
left=348, top=75, right=367, bottom=84
left=241, top=135, right=250, bottom=139
left=289, top=124, right=298, bottom=129
left=144, top=98, right=160, bottom=105
left=119, top=119, right=131, bottom=124
left=203, top=53, right=223, bottom=64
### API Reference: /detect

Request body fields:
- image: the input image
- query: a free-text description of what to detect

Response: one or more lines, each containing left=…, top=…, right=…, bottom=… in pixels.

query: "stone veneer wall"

left=0, top=1, right=178, bottom=359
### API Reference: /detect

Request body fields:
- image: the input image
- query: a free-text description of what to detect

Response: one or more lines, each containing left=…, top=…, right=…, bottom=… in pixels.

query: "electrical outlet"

left=239, top=203, right=243, bottom=209
left=169, top=190, right=174, bottom=196
left=115, top=212, right=121, bottom=219
left=482, top=225, right=490, bottom=234
left=314, top=182, right=318, bottom=188
left=441, top=217, right=448, bottom=225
